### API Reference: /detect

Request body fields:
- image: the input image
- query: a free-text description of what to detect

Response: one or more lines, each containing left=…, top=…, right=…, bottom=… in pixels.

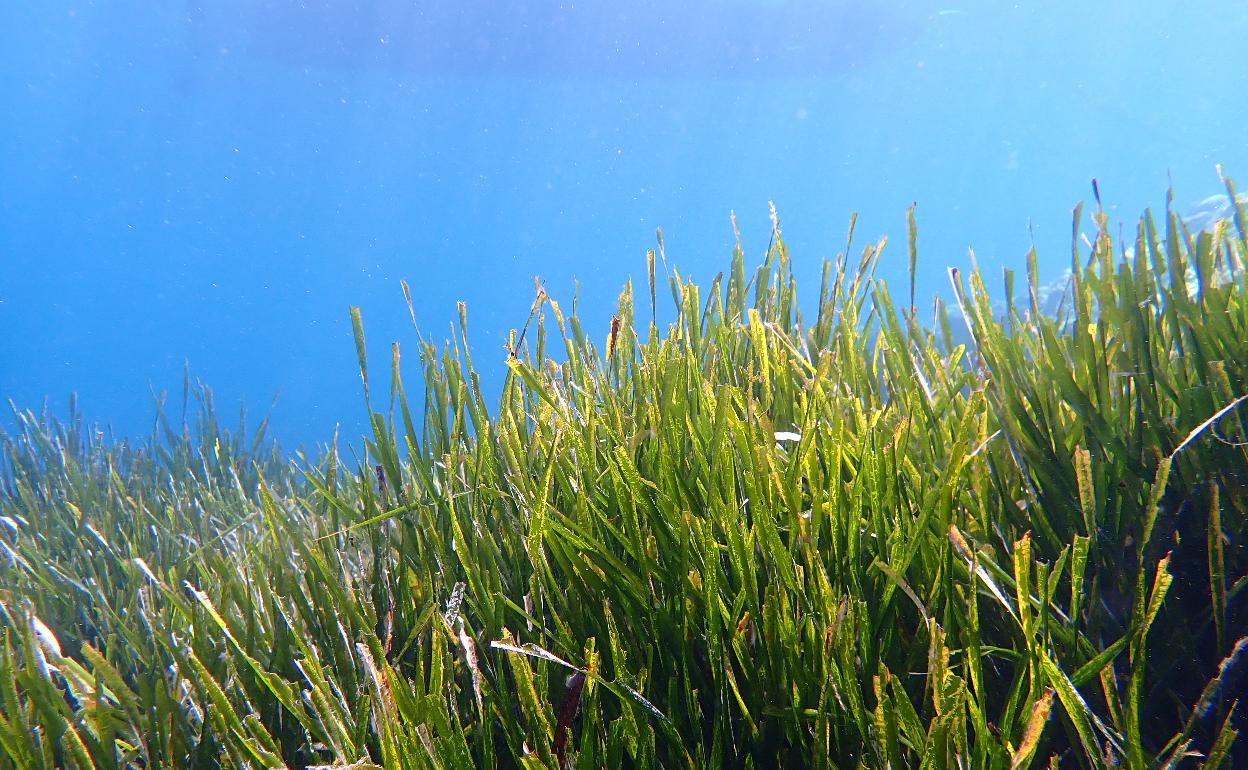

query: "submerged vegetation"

left=2, top=183, right=1247, bottom=769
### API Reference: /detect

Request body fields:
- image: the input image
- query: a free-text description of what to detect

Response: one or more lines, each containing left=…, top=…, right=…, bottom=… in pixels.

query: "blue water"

left=3, top=1, right=1246, bottom=450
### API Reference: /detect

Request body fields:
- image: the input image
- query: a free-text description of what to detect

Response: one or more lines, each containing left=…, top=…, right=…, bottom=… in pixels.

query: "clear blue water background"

left=2, top=0, right=1246, bottom=450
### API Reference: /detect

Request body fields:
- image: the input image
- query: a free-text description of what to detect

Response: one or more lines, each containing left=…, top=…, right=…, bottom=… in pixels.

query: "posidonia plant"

left=2, top=182, right=1246, bottom=769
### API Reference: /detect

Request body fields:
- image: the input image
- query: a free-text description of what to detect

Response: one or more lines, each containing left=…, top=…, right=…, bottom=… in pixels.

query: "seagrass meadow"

left=2, top=186, right=1247, bottom=770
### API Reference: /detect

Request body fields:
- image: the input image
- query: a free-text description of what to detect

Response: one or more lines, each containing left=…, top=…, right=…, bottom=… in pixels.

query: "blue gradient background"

left=2, top=1, right=1246, bottom=449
